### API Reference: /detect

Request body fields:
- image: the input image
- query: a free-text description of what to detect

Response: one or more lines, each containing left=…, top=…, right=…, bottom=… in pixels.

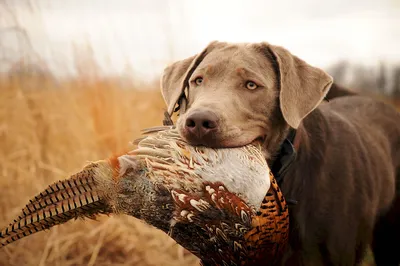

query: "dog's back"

left=325, top=82, right=358, bottom=100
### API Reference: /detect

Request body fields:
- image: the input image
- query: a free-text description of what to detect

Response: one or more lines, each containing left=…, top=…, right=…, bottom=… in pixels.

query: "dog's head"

left=160, top=41, right=333, bottom=155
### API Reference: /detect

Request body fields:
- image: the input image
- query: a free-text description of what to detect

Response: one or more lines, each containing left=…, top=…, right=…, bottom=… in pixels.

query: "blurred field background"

left=0, top=0, right=399, bottom=265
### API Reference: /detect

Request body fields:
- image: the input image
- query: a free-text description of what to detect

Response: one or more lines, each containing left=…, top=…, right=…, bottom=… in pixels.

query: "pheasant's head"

left=0, top=126, right=289, bottom=266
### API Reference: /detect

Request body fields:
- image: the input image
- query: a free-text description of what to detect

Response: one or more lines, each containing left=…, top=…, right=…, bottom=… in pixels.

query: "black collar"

left=270, top=128, right=299, bottom=206
left=271, top=128, right=297, bottom=186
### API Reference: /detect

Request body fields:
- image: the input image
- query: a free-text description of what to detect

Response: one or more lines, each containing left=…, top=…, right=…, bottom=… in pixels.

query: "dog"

left=159, top=41, right=400, bottom=265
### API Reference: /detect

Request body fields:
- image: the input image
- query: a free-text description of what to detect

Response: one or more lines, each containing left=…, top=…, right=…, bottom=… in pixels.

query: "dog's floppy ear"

left=266, top=43, right=333, bottom=129
left=160, top=41, right=224, bottom=116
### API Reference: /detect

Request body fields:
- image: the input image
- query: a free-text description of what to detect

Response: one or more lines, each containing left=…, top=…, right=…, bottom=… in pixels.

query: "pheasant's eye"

left=195, top=77, right=203, bottom=86
left=246, top=81, right=258, bottom=90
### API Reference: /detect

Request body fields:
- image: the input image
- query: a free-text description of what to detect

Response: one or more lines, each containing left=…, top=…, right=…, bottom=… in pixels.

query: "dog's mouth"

left=182, top=135, right=266, bottom=150
left=208, top=135, right=266, bottom=149
left=250, top=136, right=266, bottom=148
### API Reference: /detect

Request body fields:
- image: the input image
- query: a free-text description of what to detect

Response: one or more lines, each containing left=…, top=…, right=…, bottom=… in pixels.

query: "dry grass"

left=0, top=74, right=199, bottom=266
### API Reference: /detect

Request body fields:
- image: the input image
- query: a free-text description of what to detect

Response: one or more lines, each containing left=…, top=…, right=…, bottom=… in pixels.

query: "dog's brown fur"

left=160, top=41, right=400, bottom=265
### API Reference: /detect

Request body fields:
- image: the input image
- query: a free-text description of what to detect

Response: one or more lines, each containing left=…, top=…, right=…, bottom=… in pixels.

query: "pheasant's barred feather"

left=0, top=127, right=289, bottom=266
left=0, top=163, right=112, bottom=247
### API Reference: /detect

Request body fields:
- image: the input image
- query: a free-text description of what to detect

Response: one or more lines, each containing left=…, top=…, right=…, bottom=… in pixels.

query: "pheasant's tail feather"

left=0, top=161, right=113, bottom=248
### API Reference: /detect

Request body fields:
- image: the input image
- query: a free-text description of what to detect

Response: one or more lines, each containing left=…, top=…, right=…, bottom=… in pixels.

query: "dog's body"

left=281, top=95, right=400, bottom=265
left=159, top=41, right=400, bottom=265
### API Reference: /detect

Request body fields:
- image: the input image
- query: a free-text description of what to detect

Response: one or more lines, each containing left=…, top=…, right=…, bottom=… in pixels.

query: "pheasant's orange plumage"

left=0, top=126, right=289, bottom=266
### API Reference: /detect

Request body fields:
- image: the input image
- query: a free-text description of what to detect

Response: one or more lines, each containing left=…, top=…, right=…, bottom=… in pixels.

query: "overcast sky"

left=3, top=0, right=400, bottom=80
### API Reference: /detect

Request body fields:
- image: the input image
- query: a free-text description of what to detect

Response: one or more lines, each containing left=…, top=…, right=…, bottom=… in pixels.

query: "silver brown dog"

left=160, top=41, right=400, bottom=265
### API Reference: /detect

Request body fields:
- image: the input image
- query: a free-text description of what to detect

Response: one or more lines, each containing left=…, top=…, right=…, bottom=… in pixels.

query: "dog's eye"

left=246, top=81, right=258, bottom=90
left=194, top=77, right=203, bottom=85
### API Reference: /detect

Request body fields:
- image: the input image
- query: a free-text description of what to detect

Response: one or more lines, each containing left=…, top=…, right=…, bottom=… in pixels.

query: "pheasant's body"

left=0, top=126, right=289, bottom=266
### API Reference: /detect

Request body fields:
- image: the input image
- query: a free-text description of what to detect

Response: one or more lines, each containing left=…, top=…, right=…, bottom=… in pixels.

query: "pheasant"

left=0, top=126, right=289, bottom=266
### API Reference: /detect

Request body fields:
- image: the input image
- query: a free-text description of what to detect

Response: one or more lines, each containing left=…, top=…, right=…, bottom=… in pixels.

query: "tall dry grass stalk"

left=0, top=74, right=199, bottom=266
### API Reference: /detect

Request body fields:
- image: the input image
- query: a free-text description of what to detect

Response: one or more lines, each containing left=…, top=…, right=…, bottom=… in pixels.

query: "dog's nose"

left=185, top=110, right=218, bottom=140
